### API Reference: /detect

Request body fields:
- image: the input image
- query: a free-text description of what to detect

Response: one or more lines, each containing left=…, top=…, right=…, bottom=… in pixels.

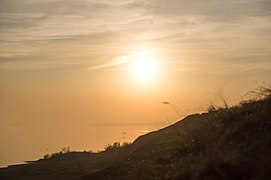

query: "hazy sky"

left=0, top=0, right=271, bottom=166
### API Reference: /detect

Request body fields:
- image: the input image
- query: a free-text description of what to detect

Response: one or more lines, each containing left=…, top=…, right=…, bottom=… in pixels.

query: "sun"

left=132, top=54, right=158, bottom=81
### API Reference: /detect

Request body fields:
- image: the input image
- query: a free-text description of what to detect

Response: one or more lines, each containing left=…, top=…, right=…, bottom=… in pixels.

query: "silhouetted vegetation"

left=103, top=142, right=131, bottom=152
left=43, top=146, right=71, bottom=159
left=81, top=86, right=271, bottom=180
left=1, top=86, right=271, bottom=180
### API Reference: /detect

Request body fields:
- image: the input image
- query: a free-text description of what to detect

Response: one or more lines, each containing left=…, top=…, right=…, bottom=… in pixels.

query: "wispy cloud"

left=0, top=0, right=270, bottom=74
left=89, top=50, right=150, bottom=70
left=89, top=55, right=131, bottom=70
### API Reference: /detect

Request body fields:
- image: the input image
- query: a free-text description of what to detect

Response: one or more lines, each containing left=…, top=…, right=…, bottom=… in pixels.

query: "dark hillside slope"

left=81, top=96, right=271, bottom=180
left=0, top=150, right=128, bottom=180
left=1, top=95, right=270, bottom=180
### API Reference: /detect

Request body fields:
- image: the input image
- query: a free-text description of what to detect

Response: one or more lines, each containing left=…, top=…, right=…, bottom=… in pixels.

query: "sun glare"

left=133, top=54, right=158, bottom=81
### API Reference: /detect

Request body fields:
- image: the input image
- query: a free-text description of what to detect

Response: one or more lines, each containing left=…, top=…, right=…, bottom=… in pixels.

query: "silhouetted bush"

left=43, top=146, right=71, bottom=159
left=103, top=142, right=131, bottom=152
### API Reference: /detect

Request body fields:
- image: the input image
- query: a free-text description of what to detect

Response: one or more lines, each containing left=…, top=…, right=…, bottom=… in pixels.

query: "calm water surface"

left=0, top=123, right=166, bottom=167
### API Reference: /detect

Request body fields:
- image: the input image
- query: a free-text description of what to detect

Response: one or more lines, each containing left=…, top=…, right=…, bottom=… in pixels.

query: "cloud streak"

left=89, top=50, right=150, bottom=70
left=0, top=0, right=270, bottom=74
left=89, top=55, right=131, bottom=70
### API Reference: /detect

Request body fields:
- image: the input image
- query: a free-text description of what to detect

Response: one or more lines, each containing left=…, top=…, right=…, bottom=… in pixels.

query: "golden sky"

left=0, top=0, right=271, bottom=166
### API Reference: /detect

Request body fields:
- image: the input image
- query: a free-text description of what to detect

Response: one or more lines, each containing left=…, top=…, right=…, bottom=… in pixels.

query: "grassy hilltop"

left=1, top=88, right=271, bottom=180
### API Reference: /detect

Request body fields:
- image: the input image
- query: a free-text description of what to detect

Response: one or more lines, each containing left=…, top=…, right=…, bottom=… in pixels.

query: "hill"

left=1, top=92, right=271, bottom=180
left=81, top=94, right=271, bottom=180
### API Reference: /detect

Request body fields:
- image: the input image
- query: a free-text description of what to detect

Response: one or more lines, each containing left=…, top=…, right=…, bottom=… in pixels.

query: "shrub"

left=104, top=142, right=131, bottom=152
